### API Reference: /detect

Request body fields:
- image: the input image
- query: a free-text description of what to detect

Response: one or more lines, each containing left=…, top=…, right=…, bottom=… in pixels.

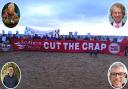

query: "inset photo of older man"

left=108, top=62, right=128, bottom=89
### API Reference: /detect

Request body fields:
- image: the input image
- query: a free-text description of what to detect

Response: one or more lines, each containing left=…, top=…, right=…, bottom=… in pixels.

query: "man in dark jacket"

left=110, top=3, right=126, bottom=28
left=3, top=65, right=18, bottom=88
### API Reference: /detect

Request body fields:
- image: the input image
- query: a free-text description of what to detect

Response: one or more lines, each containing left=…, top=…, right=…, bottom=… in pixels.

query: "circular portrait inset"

left=108, top=62, right=128, bottom=89
left=109, top=2, right=127, bottom=28
left=1, top=2, right=20, bottom=28
left=1, top=62, right=21, bottom=89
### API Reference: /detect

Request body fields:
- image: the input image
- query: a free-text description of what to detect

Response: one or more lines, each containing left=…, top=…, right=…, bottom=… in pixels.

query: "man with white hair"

left=108, top=62, right=128, bottom=89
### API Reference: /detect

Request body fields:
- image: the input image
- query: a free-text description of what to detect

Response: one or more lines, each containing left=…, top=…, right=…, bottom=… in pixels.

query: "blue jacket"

left=3, top=74, right=18, bottom=88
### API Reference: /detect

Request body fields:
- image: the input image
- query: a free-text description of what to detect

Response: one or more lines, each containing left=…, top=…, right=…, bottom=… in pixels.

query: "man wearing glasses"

left=108, top=62, right=128, bottom=89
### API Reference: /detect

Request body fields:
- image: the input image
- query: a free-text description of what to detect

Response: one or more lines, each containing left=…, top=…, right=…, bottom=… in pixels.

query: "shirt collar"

left=113, top=21, right=122, bottom=28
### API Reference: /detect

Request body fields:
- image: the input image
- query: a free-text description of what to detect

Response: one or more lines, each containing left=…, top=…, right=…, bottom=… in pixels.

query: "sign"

left=11, top=39, right=127, bottom=56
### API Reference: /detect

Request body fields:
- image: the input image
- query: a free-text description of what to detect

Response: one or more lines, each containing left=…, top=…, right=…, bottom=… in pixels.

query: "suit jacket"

left=111, top=22, right=125, bottom=27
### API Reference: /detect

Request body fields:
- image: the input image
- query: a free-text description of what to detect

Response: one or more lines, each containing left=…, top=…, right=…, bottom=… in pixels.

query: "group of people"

left=0, top=32, right=127, bottom=43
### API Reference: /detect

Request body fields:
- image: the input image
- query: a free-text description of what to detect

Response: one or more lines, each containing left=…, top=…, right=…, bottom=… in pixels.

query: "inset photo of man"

left=1, top=62, right=21, bottom=89
left=108, top=62, right=128, bottom=89
left=109, top=2, right=127, bottom=28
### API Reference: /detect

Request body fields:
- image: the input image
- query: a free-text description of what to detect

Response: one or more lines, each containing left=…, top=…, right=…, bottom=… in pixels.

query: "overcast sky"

left=0, top=0, right=128, bottom=36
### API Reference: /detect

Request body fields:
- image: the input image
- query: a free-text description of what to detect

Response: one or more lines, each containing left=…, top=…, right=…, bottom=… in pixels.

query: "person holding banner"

left=1, top=34, right=7, bottom=48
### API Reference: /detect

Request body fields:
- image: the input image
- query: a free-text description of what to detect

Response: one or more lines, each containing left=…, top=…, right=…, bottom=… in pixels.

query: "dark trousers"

left=90, top=50, right=99, bottom=56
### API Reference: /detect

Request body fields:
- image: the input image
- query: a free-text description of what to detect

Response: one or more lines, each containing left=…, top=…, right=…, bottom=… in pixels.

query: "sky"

left=0, top=0, right=128, bottom=36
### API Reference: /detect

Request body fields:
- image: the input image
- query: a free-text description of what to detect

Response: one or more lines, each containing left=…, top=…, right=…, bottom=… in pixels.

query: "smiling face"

left=111, top=6, right=123, bottom=24
left=8, top=66, right=14, bottom=77
left=110, top=66, right=126, bottom=88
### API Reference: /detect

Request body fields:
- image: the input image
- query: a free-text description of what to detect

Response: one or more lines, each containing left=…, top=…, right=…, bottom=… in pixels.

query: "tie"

left=115, top=24, right=119, bottom=28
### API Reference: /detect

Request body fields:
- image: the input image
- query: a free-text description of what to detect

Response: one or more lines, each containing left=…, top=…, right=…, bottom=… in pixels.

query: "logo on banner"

left=108, top=43, right=120, bottom=54
left=14, top=42, right=25, bottom=49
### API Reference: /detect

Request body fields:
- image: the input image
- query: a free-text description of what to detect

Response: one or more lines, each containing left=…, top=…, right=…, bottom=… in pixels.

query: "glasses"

left=110, top=72, right=126, bottom=77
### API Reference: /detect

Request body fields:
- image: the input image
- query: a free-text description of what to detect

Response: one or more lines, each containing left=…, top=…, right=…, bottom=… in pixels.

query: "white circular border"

left=108, top=1, right=127, bottom=28
left=1, top=2, right=21, bottom=28
left=1, top=62, right=21, bottom=89
left=108, top=43, right=120, bottom=54
left=108, top=62, right=128, bottom=89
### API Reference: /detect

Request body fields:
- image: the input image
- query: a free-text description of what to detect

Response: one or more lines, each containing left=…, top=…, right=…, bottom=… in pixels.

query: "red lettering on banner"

left=11, top=39, right=126, bottom=56
left=63, top=43, right=80, bottom=50
left=101, top=43, right=106, bottom=50
left=43, top=42, right=62, bottom=50
left=82, top=42, right=107, bottom=51
left=82, top=42, right=88, bottom=50
left=44, top=42, right=49, bottom=49
left=56, top=42, right=61, bottom=49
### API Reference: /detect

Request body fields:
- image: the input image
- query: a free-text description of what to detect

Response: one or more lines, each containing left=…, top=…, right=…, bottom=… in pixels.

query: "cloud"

left=0, top=0, right=128, bottom=36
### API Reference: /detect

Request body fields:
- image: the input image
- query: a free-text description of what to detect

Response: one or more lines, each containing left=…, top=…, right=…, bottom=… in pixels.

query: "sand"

left=0, top=52, right=128, bottom=89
